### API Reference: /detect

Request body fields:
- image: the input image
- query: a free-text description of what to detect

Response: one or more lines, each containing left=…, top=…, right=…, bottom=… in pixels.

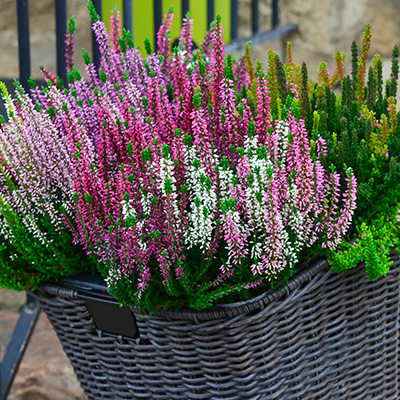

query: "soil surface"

left=0, top=288, right=86, bottom=400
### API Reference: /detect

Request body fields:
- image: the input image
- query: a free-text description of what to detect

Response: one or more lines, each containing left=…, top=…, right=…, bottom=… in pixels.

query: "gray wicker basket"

left=32, top=255, right=400, bottom=400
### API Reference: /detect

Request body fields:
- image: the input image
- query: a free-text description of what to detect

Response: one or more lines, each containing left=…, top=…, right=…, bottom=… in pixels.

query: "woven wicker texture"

left=33, top=256, right=400, bottom=400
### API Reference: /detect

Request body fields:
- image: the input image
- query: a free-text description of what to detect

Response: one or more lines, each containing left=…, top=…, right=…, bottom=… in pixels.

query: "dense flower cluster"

left=0, top=5, right=359, bottom=310
left=0, top=81, right=94, bottom=289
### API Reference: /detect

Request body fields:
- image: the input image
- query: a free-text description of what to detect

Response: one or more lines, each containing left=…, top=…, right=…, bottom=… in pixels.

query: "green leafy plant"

left=265, top=24, right=400, bottom=279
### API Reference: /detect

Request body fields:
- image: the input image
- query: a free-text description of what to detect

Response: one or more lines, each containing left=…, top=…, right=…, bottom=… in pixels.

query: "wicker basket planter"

left=32, top=254, right=400, bottom=400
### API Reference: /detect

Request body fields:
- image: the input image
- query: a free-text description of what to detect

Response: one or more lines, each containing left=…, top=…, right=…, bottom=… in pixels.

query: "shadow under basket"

left=32, top=255, right=400, bottom=400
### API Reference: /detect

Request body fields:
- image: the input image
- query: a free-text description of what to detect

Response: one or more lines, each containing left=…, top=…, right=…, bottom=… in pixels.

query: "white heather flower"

left=276, top=121, right=289, bottom=160
left=159, top=154, right=181, bottom=227
left=121, top=199, right=136, bottom=219
left=184, top=145, right=217, bottom=250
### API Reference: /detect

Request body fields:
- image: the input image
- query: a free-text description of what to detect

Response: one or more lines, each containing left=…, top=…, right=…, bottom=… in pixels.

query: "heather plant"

left=27, top=5, right=354, bottom=311
left=0, top=5, right=359, bottom=311
left=266, top=24, right=400, bottom=278
left=0, top=82, right=96, bottom=290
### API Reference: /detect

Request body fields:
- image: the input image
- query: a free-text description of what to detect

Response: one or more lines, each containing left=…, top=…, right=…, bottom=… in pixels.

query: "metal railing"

left=14, top=0, right=298, bottom=89
left=226, top=0, right=298, bottom=52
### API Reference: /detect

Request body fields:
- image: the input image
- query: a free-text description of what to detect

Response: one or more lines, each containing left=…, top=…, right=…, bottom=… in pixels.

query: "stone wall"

left=0, top=0, right=399, bottom=81
left=237, top=0, right=400, bottom=79
left=0, top=0, right=90, bottom=79
left=278, top=0, right=400, bottom=77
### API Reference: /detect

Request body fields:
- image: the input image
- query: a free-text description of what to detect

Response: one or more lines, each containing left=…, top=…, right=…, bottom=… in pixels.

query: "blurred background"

left=0, top=0, right=399, bottom=399
left=0, top=0, right=399, bottom=81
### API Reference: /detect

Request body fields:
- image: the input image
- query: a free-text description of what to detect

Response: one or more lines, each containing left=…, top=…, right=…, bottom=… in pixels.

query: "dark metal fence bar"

left=55, top=0, right=67, bottom=84
left=231, top=0, right=238, bottom=42
left=123, top=0, right=133, bottom=35
left=153, top=0, right=162, bottom=51
left=207, top=0, right=215, bottom=29
left=225, top=0, right=298, bottom=53
left=272, top=0, right=279, bottom=28
left=225, top=22, right=298, bottom=53
left=252, top=0, right=259, bottom=35
left=181, top=0, right=189, bottom=19
left=91, top=0, right=102, bottom=69
left=17, top=0, right=31, bottom=91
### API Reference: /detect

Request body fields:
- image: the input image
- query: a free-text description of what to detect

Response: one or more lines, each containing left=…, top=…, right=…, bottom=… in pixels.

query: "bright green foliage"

left=284, top=42, right=302, bottom=97
left=0, top=198, right=95, bottom=291
left=68, top=16, right=76, bottom=35
left=87, top=0, right=100, bottom=23
left=266, top=49, right=279, bottom=118
left=301, top=62, right=312, bottom=133
left=386, top=45, right=399, bottom=99
left=82, top=49, right=91, bottom=64
left=275, top=54, right=287, bottom=104
left=144, top=37, right=152, bottom=55
left=329, top=213, right=398, bottom=280
left=245, top=43, right=257, bottom=107
left=351, top=40, right=358, bottom=88
left=223, top=53, right=234, bottom=80
left=355, top=23, right=371, bottom=106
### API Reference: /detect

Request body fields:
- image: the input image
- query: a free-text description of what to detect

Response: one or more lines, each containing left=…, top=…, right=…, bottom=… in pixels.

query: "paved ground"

left=0, top=288, right=86, bottom=400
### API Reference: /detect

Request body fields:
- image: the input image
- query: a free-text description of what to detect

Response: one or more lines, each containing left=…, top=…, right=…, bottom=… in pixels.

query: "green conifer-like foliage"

left=266, top=24, right=400, bottom=278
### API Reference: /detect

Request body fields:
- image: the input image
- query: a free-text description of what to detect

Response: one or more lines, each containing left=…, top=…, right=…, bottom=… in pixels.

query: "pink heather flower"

left=258, top=177, right=285, bottom=277
left=220, top=79, right=245, bottom=161
left=233, top=55, right=250, bottom=92
left=40, top=67, right=58, bottom=86
left=109, top=7, right=122, bottom=52
left=172, top=52, right=194, bottom=133
left=191, top=107, right=216, bottom=181
left=332, top=168, right=357, bottom=244
left=200, top=27, right=213, bottom=59
left=209, top=16, right=225, bottom=150
left=243, top=279, right=263, bottom=290
left=179, top=14, right=194, bottom=56
left=92, top=19, right=123, bottom=79
left=286, top=114, right=313, bottom=215
left=65, top=18, right=75, bottom=71
left=157, top=9, right=174, bottom=79
left=221, top=210, right=248, bottom=270
left=157, top=9, right=174, bottom=57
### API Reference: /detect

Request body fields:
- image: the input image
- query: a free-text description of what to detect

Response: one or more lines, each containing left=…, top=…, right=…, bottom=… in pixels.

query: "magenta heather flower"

left=233, top=55, right=250, bottom=92
left=65, top=16, right=76, bottom=71
left=179, top=13, right=194, bottom=56
left=255, top=72, right=272, bottom=148
left=157, top=8, right=174, bottom=59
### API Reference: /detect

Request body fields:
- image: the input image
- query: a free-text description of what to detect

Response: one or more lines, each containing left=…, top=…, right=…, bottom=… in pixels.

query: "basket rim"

left=150, top=250, right=400, bottom=321
left=34, top=255, right=328, bottom=319
left=34, top=250, right=400, bottom=322
left=146, top=256, right=330, bottom=321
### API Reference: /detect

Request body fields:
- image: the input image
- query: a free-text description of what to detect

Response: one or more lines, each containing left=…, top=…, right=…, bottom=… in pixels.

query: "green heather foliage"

left=0, top=201, right=91, bottom=290
left=266, top=23, right=400, bottom=277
